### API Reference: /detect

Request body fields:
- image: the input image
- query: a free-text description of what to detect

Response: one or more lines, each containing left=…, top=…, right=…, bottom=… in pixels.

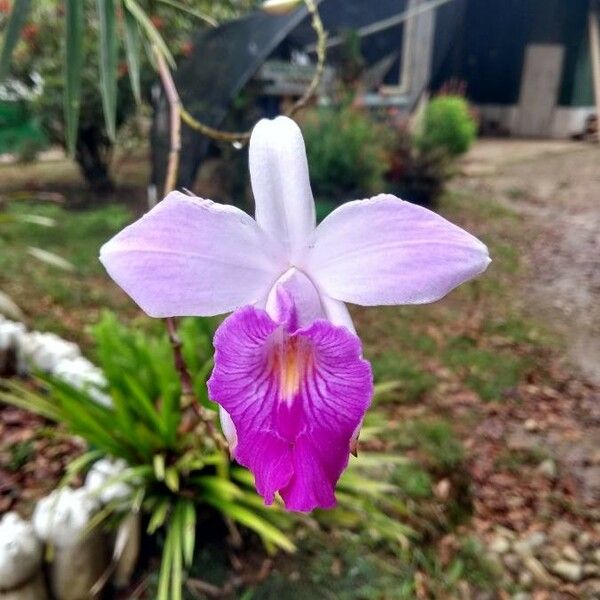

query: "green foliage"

left=409, top=420, right=464, bottom=472
left=1, top=1, right=261, bottom=157
left=385, top=125, right=450, bottom=207
left=5, top=439, right=34, bottom=471
left=418, top=95, right=477, bottom=157
left=0, top=198, right=75, bottom=316
left=0, top=0, right=31, bottom=80
left=302, top=106, right=388, bottom=201
left=412, top=537, right=501, bottom=596
left=0, top=201, right=129, bottom=274
left=64, top=0, right=84, bottom=155
left=371, top=352, right=436, bottom=404
left=0, top=101, right=47, bottom=156
left=443, top=335, right=527, bottom=402
left=391, top=461, right=433, bottom=499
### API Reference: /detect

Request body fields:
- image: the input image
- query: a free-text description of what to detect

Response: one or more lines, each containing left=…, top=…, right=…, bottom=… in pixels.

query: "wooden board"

left=515, top=44, right=565, bottom=137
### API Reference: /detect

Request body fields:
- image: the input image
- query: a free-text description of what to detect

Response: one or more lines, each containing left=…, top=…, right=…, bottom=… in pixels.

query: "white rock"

left=562, top=544, right=582, bottom=563
left=515, top=532, right=546, bottom=555
left=490, top=536, right=511, bottom=554
left=536, top=459, right=557, bottom=479
left=0, top=319, right=26, bottom=352
left=20, top=331, right=80, bottom=373
left=551, top=560, right=583, bottom=582
left=32, top=488, right=109, bottom=600
left=49, top=529, right=109, bottom=600
left=32, top=487, right=99, bottom=547
left=583, top=564, right=600, bottom=577
left=0, top=571, right=48, bottom=599
left=53, top=357, right=112, bottom=407
left=113, top=513, right=141, bottom=588
left=85, top=458, right=131, bottom=504
left=0, top=513, right=43, bottom=590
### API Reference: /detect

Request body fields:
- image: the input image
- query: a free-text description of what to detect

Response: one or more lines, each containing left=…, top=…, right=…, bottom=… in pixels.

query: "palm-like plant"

left=0, top=0, right=262, bottom=155
left=0, top=311, right=414, bottom=597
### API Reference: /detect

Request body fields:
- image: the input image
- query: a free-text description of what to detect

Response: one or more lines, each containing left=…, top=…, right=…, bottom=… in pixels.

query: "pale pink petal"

left=249, top=117, right=316, bottom=259
left=207, top=305, right=372, bottom=512
left=218, top=407, right=237, bottom=454
left=320, top=295, right=356, bottom=334
left=304, top=194, right=491, bottom=306
left=100, top=191, right=286, bottom=317
left=265, top=268, right=325, bottom=330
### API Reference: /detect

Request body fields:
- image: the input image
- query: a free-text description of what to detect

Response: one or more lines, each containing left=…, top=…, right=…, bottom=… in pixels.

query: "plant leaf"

left=0, top=289, right=24, bottom=320
left=96, top=0, right=118, bottom=140
left=156, top=0, right=217, bottom=27
left=64, top=0, right=84, bottom=155
left=123, top=0, right=175, bottom=67
left=169, top=511, right=183, bottom=600
left=203, top=496, right=296, bottom=553
left=153, top=453, right=166, bottom=481
left=27, top=247, right=74, bottom=271
left=122, top=4, right=142, bottom=104
left=0, top=0, right=32, bottom=81
left=181, top=501, right=196, bottom=567
left=0, top=213, right=55, bottom=226
left=147, top=497, right=170, bottom=534
left=157, top=520, right=172, bottom=600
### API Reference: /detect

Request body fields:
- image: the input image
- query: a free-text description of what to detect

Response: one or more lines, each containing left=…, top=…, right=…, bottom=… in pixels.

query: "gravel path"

left=457, top=140, right=600, bottom=385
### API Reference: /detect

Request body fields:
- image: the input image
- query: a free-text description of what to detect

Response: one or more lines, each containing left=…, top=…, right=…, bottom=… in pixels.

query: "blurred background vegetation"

left=1, top=0, right=599, bottom=598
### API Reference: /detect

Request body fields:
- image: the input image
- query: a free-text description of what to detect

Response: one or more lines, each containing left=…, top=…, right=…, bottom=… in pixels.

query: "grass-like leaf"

left=27, top=247, right=74, bottom=271
left=156, top=0, right=217, bottom=27
left=122, top=4, right=142, bottom=104
left=123, top=0, right=175, bottom=67
left=64, top=0, right=84, bottom=155
left=203, top=495, right=296, bottom=553
left=0, top=0, right=32, bottom=81
left=96, top=0, right=119, bottom=141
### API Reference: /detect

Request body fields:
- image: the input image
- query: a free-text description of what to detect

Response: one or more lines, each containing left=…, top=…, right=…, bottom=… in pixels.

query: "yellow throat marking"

left=272, top=338, right=312, bottom=403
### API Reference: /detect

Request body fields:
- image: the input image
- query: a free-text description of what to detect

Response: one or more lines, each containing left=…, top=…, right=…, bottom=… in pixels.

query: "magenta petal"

left=208, top=307, right=372, bottom=512
left=99, top=191, right=285, bottom=317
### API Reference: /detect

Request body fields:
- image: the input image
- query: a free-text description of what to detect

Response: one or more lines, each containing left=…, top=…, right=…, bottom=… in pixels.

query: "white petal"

left=320, top=295, right=356, bottom=334
left=305, top=195, right=491, bottom=306
left=100, top=191, right=286, bottom=317
left=249, top=117, right=316, bottom=259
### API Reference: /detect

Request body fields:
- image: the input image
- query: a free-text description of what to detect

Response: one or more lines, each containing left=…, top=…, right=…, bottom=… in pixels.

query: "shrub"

left=302, top=106, right=388, bottom=202
left=418, top=96, right=477, bottom=157
left=385, top=127, right=450, bottom=207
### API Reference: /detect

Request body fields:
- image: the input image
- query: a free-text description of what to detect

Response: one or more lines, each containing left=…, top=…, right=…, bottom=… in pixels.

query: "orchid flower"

left=100, top=116, right=490, bottom=511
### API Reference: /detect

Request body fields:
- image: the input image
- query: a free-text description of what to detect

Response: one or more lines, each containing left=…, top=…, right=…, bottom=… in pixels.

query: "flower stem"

left=155, top=47, right=225, bottom=450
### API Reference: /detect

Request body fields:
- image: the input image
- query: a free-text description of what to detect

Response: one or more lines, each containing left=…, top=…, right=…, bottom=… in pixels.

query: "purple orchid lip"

left=208, top=284, right=373, bottom=512
left=99, top=115, right=491, bottom=511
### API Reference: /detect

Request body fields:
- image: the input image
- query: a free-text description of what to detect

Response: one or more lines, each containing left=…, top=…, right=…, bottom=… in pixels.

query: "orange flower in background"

left=181, top=41, right=194, bottom=57
left=0, top=0, right=12, bottom=14
left=149, top=15, right=164, bottom=29
left=21, top=23, right=39, bottom=42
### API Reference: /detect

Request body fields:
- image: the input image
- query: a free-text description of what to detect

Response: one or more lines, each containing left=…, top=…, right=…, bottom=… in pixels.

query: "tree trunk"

left=75, top=125, right=115, bottom=194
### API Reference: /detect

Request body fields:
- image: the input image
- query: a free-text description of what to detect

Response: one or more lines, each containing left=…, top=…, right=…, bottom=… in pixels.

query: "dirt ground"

left=457, top=140, right=600, bottom=386
left=453, top=140, right=600, bottom=599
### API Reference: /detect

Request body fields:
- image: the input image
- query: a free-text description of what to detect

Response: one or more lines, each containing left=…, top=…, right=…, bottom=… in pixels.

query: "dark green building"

left=433, top=0, right=597, bottom=137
